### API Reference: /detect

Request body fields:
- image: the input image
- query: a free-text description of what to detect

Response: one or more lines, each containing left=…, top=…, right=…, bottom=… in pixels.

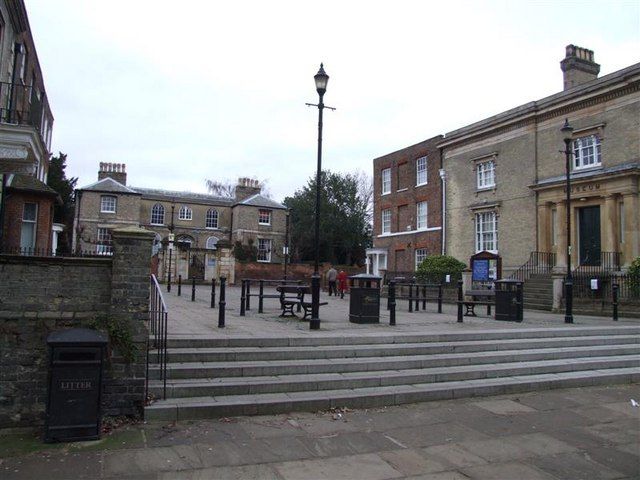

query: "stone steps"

left=144, top=326, right=640, bottom=421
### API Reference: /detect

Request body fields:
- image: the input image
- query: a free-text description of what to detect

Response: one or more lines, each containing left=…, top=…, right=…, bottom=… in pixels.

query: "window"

left=96, top=227, right=112, bottom=255
left=205, top=236, right=218, bottom=250
left=258, top=209, right=271, bottom=225
left=179, top=205, right=192, bottom=221
left=206, top=209, right=219, bottom=228
left=416, top=201, right=428, bottom=230
left=381, top=209, right=391, bottom=234
left=151, top=203, right=165, bottom=225
left=100, top=195, right=116, bottom=213
left=257, top=238, right=271, bottom=262
left=477, top=160, right=495, bottom=189
left=20, top=203, right=37, bottom=251
left=381, top=168, right=391, bottom=194
left=573, top=135, right=601, bottom=170
left=379, top=253, right=387, bottom=270
left=475, top=211, right=498, bottom=252
left=18, top=44, right=27, bottom=82
left=416, top=156, right=428, bottom=185
left=415, top=248, right=428, bottom=270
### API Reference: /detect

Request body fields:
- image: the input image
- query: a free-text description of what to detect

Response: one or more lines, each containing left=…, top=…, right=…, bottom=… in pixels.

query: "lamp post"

left=307, top=63, right=332, bottom=330
left=561, top=119, right=574, bottom=324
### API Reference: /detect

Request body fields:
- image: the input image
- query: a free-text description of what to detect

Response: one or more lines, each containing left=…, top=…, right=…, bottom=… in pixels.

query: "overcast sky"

left=27, top=0, right=639, bottom=202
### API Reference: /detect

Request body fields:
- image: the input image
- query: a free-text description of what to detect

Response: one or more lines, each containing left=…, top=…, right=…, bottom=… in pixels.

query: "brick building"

left=0, top=0, right=57, bottom=254
left=74, top=163, right=288, bottom=283
left=367, top=135, right=443, bottom=276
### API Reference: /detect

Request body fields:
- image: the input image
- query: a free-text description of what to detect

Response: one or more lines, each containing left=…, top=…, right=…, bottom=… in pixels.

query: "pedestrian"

left=326, top=266, right=337, bottom=296
left=337, top=270, right=348, bottom=299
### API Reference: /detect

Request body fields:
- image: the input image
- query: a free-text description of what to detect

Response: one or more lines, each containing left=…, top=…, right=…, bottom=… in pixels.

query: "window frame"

left=415, top=248, right=428, bottom=270
left=20, top=202, right=37, bottom=251
left=96, top=227, right=113, bottom=255
left=258, top=209, right=272, bottom=226
left=475, top=211, right=498, bottom=253
left=572, top=134, right=601, bottom=170
left=257, top=238, right=272, bottom=262
left=205, top=236, right=218, bottom=250
left=178, top=205, right=193, bottom=221
left=381, top=208, right=391, bottom=234
left=416, top=156, right=428, bottom=186
left=416, top=201, right=428, bottom=230
left=206, top=209, right=219, bottom=229
left=150, top=203, right=165, bottom=225
left=100, top=195, right=117, bottom=213
left=476, top=159, right=496, bottom=190
left=381, top=168, right=391, bottom=195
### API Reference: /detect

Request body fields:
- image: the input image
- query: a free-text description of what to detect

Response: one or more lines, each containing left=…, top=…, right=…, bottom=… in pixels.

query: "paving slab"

left=471, top=398, right=537, bottom=414
left=273, top=452, right=403, bottom=480
left=378, top=448, right=450, bottom=476
left=527, top=451, right=625, bottom=480
left=461, top=461, right=558, bottom=479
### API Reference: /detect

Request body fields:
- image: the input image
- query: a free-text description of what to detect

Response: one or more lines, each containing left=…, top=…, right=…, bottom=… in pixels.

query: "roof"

left=6, top=173, right=59, bottom=197
left=132, top=187, right=234, bottom=205
left=80, top=177, right=140, bottom=195
left=235, top=193, right=287, bottom=210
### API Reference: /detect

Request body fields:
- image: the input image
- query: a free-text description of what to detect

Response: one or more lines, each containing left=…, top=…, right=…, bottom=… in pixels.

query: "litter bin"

left=349, top=274, right=381, bottom=324
left=45, top=328, right=108, bottom=443
left=494, top=279, right=523, bottom=322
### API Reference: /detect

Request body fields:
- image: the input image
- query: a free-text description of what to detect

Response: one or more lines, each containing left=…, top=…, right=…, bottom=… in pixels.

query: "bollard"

left=422, top=285, right=427, bottom=310
left=457, top=280, right=463, bottom=322
left=191, top=277, right=196, bottom=302
left=259, top=280, right=264, bottom=314
left=612, top=283, right=619, bottom=321
left=218, top=277, right=226, bottom=328
left=167, top=249, right=172, bottom=292
left=437, top=284, right=443, bottom=313
left=177, top=275, right=182, bottom=296
left=415, top=284, right=420, bottom=312
left=240, top=280, right=246, bottom=316
left=389, top=280, right=396, bottom=326
left=408, top=284, right=413, bottom=313
left=246, top=280, right=251, bottom=311
left=210, top=279, right=216, bottom=308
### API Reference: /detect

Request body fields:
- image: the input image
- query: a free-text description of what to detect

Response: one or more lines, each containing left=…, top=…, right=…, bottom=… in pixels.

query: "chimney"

left=560, top=44, right=600, bottom=90
left=98, top=162, right=127, bottom=185
left=235, top=177, right=261, bottom=201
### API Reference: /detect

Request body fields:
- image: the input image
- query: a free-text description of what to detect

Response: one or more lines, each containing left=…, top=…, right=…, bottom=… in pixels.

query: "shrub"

left=629, top=256, right=640, bottom=295
left=415, top=255, right=466, bottom=284
left=232, top=239, right=257, bottom=263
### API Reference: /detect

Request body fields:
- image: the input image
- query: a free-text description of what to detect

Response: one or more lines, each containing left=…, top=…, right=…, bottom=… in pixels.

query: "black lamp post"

left=284, top=209, right=290, bottom=280
left=561, top=119, right=574, bottom=324
left=307, top=63, right=332, bottom=330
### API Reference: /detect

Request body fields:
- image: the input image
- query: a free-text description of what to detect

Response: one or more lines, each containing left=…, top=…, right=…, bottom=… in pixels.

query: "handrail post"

left=612, top=283, right=619, bottom=321
left=259, top=280, right=264, bottom=313
left=218, top=277, right=226, bottom=328
left=457, top=280, right=463, bottom=322
left=177, top=274, right=182, bottom=296
left=389, top=280, right=396, bottom=326
left=210, top=278, right=216, bottom=308
left=191, top=277, right=196, bottom=302
left=240, top=280, right=246, bottom=316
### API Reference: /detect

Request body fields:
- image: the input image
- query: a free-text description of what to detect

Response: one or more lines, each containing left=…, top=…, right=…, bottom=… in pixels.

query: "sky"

left=26, top=0, right=640, bottom=203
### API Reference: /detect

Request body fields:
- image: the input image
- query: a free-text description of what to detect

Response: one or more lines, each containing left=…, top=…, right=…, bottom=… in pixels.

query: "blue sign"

left=472, top=259, right=490, bottom=281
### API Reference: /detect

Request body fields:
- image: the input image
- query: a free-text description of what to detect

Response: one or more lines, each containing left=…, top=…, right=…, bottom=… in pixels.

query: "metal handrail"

left=147, top=274, right=168, bottom=401
left=509, top=251, right=556, bottom=282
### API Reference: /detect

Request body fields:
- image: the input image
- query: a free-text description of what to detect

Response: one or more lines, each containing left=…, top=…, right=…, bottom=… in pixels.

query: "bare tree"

left=353, top=169, right=373, bottom=225
left=205, top=179, right=236, bottom=198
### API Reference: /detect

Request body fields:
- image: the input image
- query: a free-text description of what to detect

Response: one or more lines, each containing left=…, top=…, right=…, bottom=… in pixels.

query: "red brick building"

left=367, top=135, right=443, bottom=277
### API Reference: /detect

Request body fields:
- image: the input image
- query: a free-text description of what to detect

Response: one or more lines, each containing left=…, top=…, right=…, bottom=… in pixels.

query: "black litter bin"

left=494, top=279, right=523, bottom=322
left=45, top=328, right=108, bottom=443
left=349, top=274, right=381, bottom=324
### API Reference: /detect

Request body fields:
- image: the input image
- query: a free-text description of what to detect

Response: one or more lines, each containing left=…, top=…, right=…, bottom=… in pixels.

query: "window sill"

left=415, top=182, right=428, bottom=188
left=476, top=186, right=495, bottom=192
left=396, top=188, right=408, bottom=193
left=205, top=227, right=220, bottom=230
left=100, top=211, right=116, bottom=214
left=573, top=164, right=602, bottom=173
left=381, top=192, right=391, bottom=196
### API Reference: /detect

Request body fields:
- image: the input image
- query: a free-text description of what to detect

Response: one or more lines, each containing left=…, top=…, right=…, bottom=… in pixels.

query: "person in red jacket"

left=337, top=270, right=348, bottom=299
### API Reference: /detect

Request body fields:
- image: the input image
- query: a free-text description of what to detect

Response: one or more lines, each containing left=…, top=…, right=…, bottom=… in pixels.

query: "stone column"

left=622, top=192, right=639, bottom=267
left=554, top=201, right=567, bottom=270
left=537, top=203, right=551, bottom=253
left=602, top=194, right=618, bottom=253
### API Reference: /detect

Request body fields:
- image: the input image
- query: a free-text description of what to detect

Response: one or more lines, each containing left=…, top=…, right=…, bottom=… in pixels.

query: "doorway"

left=578, top=206, right=601, bottom=266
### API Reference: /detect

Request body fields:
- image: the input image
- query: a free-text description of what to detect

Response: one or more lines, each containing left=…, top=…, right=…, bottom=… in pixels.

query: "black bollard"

left=612, top=283, right=619, bottom=321
left=210, top=279, right=216, bottom=308
left=246, top=281, right=251, bottom=311
left=409, top=284, right=413, bottom=313
left=167, top=249, right=172, bottom=292
left=191, top=277, right=196, bottom=302
left=389, top=280, right=396, bottom=326
left=422, top=285, right=427, bottom=310
left=437, top=284, right=443, bottom=314
left=240, top=280, right=246, bottom=316
left=259, top=280, right=264, bottom=314
left=218, top=277, right=226, bottom=328
left=457, top=280, right=463, bottom=322
left=177, top=275, right=182, bottom=296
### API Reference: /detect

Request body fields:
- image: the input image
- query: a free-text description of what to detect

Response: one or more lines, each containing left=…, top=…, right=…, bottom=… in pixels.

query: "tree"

left=284, top=170, right=371, bottom=265
left=47, top=152, right=77, bottom=253
left=205, top=178, right=272, bottom=199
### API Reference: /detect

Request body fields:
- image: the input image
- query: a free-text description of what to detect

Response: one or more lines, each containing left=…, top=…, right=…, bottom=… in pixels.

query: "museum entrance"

left=578, top=206, right=601, bottom=266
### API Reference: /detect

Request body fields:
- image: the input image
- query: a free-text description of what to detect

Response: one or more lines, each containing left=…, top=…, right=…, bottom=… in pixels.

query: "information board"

left=472, top=259, right=490, bottom=281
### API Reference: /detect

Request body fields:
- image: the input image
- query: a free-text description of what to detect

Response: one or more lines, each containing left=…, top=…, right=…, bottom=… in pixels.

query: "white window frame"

left=20, top=202, right=37, bottom=251
left=572, top=134, right=601, bottom=170
left=258, top=209, right=271, bottom=225
left=379, top=253, right=387, bottom=270
left=416, top=156, right=428, bottom=186
left=96, top=227, right=113, bottom=255
left=475, top=211, right=498, bottom=253
left=381, top=209, right=391, bottom=234
left=100, top=195, right=116, bottom=213
left=415, top=248, right=428, bottom=270
left=150, top=203, right=165, bottom=225
left=416, top=201, right=428, bottom=230
left=381, top=168, right=391, bottom=195
left=178, top=205, right=192, bottom=221
left=477, top=160, right=495, bottom=190
left=257, top=238, right=271, bottom=262
left=205, top=236, right=218, bottom=250
left=206, top=209, right=218, bottom=229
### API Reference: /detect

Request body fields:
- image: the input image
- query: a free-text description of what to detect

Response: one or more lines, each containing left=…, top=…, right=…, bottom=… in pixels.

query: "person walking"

left=337, top=270, right=348, bottom=299
left=326, top=266, right=338, bottom=296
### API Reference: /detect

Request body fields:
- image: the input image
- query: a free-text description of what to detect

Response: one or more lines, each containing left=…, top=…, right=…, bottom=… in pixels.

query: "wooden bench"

left=460, top=289, right=495, bottom=317
left=276, top=285, right=328, bottom=319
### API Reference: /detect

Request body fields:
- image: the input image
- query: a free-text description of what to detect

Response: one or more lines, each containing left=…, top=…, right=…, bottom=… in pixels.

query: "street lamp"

left=306, top=63, right=334, bottom=330
left=561, top=119, right=574, bottom=324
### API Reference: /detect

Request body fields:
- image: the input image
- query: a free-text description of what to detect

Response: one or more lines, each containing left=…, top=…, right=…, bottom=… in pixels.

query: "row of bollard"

left=171, top=275, right=227, bottom=328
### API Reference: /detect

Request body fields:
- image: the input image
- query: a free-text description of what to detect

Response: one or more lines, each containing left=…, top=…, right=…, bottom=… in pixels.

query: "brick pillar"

left=105, top=226, right=155, bottom=416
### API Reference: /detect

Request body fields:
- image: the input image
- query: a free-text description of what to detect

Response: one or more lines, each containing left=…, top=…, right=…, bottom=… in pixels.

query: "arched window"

left=176, top=234, right=194, bottom=249
left=205, top=236, right=218, bottom=250
left=179, top=205, right=192, bottom=221
left=151, top=204, right=165, bottom=225
left=206, top=209, right=218, bottom=229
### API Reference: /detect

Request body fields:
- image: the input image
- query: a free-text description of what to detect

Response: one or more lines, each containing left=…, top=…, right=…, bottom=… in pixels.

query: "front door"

left=579, top=206, right=601, bottom=266
left=189, top=253, right=205, bottom=280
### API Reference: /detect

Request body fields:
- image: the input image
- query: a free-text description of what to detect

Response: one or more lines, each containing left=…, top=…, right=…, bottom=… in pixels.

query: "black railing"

left=0, top=81, right=44, bottom=128
left=573, top=251, right=620, bottom=276
left=147, top=274, right=168, bottom=401
left=573, top=271, right=640, bottom=300
left=383, top=271, right=416, bottom=284
left=509, top=251, right=556, bottom=282
left=0, top=246, right=110, bottom=257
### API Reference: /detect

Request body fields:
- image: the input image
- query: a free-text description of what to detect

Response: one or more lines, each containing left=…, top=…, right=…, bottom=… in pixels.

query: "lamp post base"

left=310, top=273, right=321, bottom=330
left=564, top=277, right=574, bottom=324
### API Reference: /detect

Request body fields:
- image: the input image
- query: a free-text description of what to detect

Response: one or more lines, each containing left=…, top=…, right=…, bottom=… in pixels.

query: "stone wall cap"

left=111, top=226, right=156, bottom=238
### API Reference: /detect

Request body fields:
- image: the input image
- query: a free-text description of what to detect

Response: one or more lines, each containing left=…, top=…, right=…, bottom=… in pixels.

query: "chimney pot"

left=560, top=44, right=600, bottom=90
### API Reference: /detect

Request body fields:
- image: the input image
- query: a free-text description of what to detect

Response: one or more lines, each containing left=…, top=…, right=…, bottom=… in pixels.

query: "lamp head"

left=561, top=118, right=574, bottom=142
left=314, top=63, right=329, bottom=96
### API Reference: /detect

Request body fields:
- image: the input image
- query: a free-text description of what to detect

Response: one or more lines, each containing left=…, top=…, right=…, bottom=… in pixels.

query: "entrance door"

left=578, top=206, right=601, bottom=266
left=189, top=253, right=205, bottom=280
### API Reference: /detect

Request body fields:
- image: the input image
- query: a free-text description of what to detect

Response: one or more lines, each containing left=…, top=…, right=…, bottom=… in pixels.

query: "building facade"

left=0, top=0, right=57, bottom=254
left=368, top=136, right=443, bottom=276
left=74, top=163, right=288, bottom=283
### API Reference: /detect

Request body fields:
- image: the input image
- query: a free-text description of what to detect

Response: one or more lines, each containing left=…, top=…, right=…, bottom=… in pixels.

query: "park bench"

left=460, top=289, right=495, bottom=317
left=276, top=285, right=327, bottom=319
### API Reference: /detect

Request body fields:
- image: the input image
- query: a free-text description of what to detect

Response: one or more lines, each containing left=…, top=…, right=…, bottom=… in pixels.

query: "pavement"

left=1, top=284, right=638, bottom=479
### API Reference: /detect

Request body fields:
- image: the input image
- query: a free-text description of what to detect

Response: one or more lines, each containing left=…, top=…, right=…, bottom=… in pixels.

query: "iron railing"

left=509, top=251, right=556, bottom=282
left=573, top=271, right=640, bottom=300
left=0, top=81, right=45, bottom=129
left=573, top=251, right=621, bottom=276
left=147, top=274, right=168, bottom=401
left=0, top=246, right=111, bottom=257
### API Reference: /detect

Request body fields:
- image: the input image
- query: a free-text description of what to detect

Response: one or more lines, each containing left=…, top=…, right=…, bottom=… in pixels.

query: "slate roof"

left=236, top=193, right=287, bottom=210
left=132, top=187, right=234, bottom=205
left=6, top=173, right=59, bottom=196
left=80, top=177, right=140, bottom=194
